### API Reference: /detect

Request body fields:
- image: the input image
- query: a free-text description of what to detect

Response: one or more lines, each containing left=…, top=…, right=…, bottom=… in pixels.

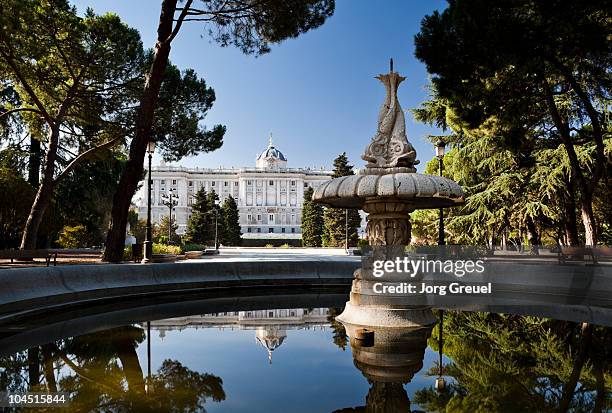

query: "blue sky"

left=72, top=0, right=447, bottom=171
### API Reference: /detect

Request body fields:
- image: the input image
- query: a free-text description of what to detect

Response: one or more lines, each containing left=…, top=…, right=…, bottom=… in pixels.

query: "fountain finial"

left=361, top=66, right=419, bottom=173
left=268, top=132, right=273, bottom=147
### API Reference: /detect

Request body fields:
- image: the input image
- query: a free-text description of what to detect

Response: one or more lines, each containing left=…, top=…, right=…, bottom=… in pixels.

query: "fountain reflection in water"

left=333, top=319, right=434, bottom=413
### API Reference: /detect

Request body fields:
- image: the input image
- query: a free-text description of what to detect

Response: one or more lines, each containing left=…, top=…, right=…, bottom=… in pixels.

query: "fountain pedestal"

left=313, top=64, right=464, bottom=328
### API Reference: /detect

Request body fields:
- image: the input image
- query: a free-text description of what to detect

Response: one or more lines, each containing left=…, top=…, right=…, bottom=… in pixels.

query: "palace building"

left=136, top=135, right=333, bottom=242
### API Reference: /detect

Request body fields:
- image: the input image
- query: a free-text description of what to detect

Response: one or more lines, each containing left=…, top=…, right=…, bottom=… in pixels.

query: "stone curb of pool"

left=0, top=261, right=359, bottom=319
left=0, top=259, right=610, bottom=320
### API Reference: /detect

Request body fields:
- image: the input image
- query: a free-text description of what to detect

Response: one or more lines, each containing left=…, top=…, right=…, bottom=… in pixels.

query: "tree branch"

left=549, top=59, right=607, bottom=190
left=0, top=107, right=43, bottom=119
left=166, top=0, right=194, bottom=44
left=53, top=134, right=125, bottom=184
left=0, top=48, right=55, bottom=125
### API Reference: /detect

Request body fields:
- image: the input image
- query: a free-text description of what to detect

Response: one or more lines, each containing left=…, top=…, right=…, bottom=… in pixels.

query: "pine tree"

left=205, top=190, right=221, bottom=247
left=185, top=188, right=210, bottom=244
left=322, top=153, right=362, bottom=247
left=301, top=186, right=324, bottom=247
left=221, top=196, right=242, bottom=246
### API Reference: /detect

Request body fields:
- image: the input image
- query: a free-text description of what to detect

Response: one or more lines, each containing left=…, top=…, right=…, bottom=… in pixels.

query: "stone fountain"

left=313, top=61, right=464, bottom=328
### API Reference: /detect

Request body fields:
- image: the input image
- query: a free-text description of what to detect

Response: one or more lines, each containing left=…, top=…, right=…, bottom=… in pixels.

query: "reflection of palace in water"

left=149, top=308, right=330, bottom=363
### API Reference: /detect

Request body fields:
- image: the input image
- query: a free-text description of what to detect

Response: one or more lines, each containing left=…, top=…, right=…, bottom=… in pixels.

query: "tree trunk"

left=20, top=127, right=59, bottom=250
left=27, top=347, right=40, bottom=389
left=560, top=181, right=580, bottom=246
left=592, top=362, right=605, bottom=413
left=103, top=0, right=177, bottom=262
left=41, top=344, right=57, bottom=393
left=525, top=216, right=540, bottom=255
left=114, top=338, right=145, bottom=394
left=580, top=191, right=597, bottom=246
left=28, top=135, right=41, bottom=187
left=541, top=79, right=598, bottom=248
left=557, top=322, right=593, bottom=413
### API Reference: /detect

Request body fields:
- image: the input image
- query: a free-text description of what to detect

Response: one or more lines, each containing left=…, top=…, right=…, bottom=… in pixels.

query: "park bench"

left=593, top=247, right=612, bottom=262
left=0, top=249, right=57, bottom=266
left=557, top=246, right=612, bottom=264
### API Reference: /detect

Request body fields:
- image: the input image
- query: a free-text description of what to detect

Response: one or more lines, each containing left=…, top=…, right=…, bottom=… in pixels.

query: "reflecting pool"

left=0, top=293, right=610, bottom=412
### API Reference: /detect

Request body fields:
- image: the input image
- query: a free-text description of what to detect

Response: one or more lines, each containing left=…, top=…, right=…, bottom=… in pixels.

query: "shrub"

left=153, top=243, right=182, bottom=255
left=123, top=245, right=133, bottom=261
left=357, top=238, right=369, bottom=250
left=183, top=243, right=207, bottom=252
left=57, top=224, right=89, bottom=248
left=265, top=244, right=274, bottom=248
left=280, top=243, right=291, bottom=249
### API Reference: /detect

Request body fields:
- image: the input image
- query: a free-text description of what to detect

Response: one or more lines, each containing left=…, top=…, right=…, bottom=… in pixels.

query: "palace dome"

left=257, top=145, right=286, bottom=162
left=256, top=133, right=287, bottom=168
left=256, top=326, right=287, bottom=364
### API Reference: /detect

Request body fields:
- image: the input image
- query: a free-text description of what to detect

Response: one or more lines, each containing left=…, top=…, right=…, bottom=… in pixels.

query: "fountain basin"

left=313, top=172, right=463, bottom=209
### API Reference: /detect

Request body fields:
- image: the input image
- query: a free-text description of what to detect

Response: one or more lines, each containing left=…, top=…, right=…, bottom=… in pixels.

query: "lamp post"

left=435, top=310, right=446, bottom=393
left=436, top=139, right=446, bottom=246
left=161, top=189, right=178, bottom=244
left=142, top=141, right=155, bottom=263
left=345, top=208, right=349, bottom=253
left=214, top=199, right=220, bottom=251
left=145, top=320, right=152, bottom=394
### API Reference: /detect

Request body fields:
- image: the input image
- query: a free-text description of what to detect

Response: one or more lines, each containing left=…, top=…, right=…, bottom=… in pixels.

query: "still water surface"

left=0, top=299, right=610, bottom=412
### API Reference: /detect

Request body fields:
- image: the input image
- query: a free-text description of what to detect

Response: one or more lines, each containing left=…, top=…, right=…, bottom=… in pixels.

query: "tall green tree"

left=0, top=168, right=35, bottom=248
left=185, top=189, right=221, bottom=246
left=301, top=186, right=324, bottom=247
left=185, top=188, right=209, bottom=244
left=322, top=153, right=361, bottom=247
left=411, top=83, right=611, bottom=247
left=103, top=0, right=336, bottom=262
left=0, top=2, right=146, bottom=250
left=206, top=190, right=222, bottom=247
left=414, top=0, right=611, bottom=245
left=54, top=153, right=126, bottom=246
left=221, top=196, right=242, bottom=246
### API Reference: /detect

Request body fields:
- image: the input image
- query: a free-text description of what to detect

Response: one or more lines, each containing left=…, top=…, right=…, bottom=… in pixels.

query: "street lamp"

left=142, top=140, right=155, bottom=263
left=214, top=199, right=220, bottom=251
left=435, top=310, right=446, bottom=393
left=145, top=320, right=152, bottom=394
left=345, top=208, right=349, bottom=254
left=161, top=189, right=178, bottom=244
left=436, top=139, right=446, bottom=246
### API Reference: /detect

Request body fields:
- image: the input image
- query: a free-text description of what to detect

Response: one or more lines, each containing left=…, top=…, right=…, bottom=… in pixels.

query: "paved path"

left=187, top=247, right=360, bottom=262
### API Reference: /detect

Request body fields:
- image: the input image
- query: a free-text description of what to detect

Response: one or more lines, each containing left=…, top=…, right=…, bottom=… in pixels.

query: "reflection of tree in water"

left=0, top=352, right=29, bottom=392
left=328, top=308, right=348, bottom=351
left=414, top=312, right=611, bottom=412
left=1, top=325, right=225, bottom=412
